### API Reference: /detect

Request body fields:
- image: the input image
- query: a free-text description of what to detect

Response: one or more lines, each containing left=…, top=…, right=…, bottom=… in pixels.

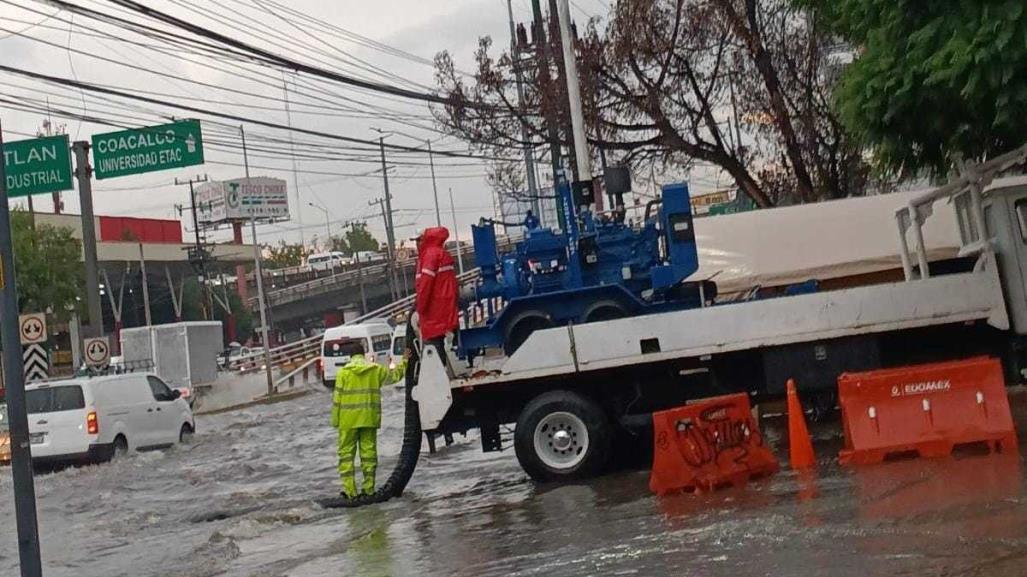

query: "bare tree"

left=435, top=0, right=869, bottom=207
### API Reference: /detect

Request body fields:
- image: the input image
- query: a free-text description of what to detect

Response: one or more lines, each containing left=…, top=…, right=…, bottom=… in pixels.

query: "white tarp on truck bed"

left=693, top=189, right=962, bottom=294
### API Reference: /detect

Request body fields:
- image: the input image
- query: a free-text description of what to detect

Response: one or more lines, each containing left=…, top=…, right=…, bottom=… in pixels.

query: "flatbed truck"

left=411, top=145, right=1027, bottom=482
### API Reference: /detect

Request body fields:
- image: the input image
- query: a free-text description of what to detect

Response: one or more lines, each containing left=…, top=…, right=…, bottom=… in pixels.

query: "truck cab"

left=969, top=177, right=1027, bottom=335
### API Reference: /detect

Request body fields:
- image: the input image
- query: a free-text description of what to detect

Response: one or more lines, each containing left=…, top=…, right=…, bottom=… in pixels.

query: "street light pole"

left=307, top=202, right=333, bottom=249
left=241, top=125, right=275, bottom=399
left=427, top=140, right=442, bottom=227
left=556, top=0, right=592, bottom=182
left=448, top=187, right=465, bottom=275
left=351, top=221, right=369, bottom=314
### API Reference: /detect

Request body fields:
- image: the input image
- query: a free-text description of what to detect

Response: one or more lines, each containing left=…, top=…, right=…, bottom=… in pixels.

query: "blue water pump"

left=460, top=177, right=714, bottom=356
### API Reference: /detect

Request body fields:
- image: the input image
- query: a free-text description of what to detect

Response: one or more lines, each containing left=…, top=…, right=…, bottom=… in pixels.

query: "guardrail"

left=248, top=236, right=519, bottom=311
left=228, top=268, right=481, bottom=373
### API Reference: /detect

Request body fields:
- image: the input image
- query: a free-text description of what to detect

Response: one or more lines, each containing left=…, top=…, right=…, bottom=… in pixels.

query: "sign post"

left=72, top=141, right=104, bottom=338
left=91, top=120, right=204, bottom=180
left=2, top=134, right=73, bottom=198
left=0, top=121, right=44, bottom=577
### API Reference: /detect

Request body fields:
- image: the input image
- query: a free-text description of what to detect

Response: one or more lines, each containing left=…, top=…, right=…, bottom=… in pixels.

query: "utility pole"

left=374, top=134, right=400, bottom=296
left=72, top=140, right=103, bottom=338
left=426, top=140, right=442, bottom=227
left=351, top=221, right=369, bottom=314
left=283, top=73, right=304, bottom=249
left=241, top=126, right=275, bottom=400
left=368, top=197, right=398, bottom=300
left=532, top=0, right=567, bottom=228
left=175, top=175, right=212, bottom=320
left=507, top=0, right=541, bottom=217
left=557, top=0, right=592, bottom=183
left=0, top=120, right=44, bottom=577
left=448, top=187, right=465, bottom=275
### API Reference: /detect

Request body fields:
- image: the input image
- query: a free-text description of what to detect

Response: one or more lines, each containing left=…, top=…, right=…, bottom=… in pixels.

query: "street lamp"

left=308, top=202, right=336, bottom=276
left=307, top=202, right=332, bottom=250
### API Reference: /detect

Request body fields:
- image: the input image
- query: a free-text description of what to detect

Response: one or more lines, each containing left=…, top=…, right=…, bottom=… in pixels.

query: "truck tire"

left=582, top=300, right=629, bottom=323
left=514, top=390, right=611, bottom=482
left=504, top=311, right=554, bottom=356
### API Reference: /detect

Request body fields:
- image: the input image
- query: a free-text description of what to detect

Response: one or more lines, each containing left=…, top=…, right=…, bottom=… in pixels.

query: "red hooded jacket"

left=415, top=227, right=459, bottom=340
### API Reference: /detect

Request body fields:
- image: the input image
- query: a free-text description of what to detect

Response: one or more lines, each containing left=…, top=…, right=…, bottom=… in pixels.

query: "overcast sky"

left=0, top=0, right=723, bottom=251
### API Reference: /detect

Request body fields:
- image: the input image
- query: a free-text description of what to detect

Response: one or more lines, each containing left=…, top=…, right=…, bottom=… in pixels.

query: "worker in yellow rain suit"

left=331, top=340, right=407, bottom=498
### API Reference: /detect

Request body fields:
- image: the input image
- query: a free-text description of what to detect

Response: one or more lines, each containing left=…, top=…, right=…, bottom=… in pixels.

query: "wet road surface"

left=3, top=385, right=1027, bottom=577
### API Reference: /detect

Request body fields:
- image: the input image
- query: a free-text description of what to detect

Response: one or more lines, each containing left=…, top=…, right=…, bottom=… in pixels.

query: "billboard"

left=197, top=177, right=289, bottom=223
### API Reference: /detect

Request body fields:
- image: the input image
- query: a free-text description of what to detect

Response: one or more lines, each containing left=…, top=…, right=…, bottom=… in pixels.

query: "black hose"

left=318, top=320, right=423, bottom=509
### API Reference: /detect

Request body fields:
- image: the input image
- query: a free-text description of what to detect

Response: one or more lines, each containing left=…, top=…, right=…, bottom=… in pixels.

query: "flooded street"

left=3, top=385, right=1027, bottom=577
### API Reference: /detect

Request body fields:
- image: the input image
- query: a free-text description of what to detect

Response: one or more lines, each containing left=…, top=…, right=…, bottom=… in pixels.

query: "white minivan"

left=320, top=322, right=394, bottom=388
left=307, top=251, right=349, bottom=272
left=26, top=373, right=195, bottom=464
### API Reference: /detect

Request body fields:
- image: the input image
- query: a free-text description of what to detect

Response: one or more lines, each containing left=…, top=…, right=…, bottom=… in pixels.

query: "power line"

left=55, top=0, right=486, bottom=109
left=0, top=63, right=508, bottom=161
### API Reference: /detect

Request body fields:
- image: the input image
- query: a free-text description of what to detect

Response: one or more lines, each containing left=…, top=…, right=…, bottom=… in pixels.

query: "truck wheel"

left=504, top=311, right=554, bottom=356
left=515, top=390, right=611, bottom=482
left=582, top=300, right=628, bottom=323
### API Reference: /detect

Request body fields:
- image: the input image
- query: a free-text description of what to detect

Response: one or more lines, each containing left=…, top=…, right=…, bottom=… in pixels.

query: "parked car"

left=320, top=322, right=393, bottom=388
left=26, top=373, right=195, bottom=465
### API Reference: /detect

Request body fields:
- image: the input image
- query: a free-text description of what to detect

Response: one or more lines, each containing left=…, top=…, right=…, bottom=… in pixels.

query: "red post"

left=113, top=320, right=123, bottom=356
left=232, top=221, right=249, bottom=302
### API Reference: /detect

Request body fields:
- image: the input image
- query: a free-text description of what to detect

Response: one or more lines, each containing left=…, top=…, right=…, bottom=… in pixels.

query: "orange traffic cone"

left=787, top=379, right=816, bottom=470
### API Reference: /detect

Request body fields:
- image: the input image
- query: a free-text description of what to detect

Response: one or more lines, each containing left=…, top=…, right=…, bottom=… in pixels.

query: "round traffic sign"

left=19, top=315, right=45, bottom=344
left=85, top=338, right=110, bottom=365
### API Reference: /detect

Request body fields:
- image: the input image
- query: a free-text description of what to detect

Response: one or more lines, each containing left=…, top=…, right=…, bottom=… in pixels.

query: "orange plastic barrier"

left=838, top=356, right=1018, bottom=465
left=650, top=393, right=779, bottom=495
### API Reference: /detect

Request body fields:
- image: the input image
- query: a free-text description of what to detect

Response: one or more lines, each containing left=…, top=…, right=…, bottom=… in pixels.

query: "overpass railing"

left=228, top=268, right=480, bottom=373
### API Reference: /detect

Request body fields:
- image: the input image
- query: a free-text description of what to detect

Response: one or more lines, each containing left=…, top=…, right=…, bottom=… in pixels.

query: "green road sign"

left=2, top=135, right=73, bottom=198
left=92, top=120, right=204, bottom=180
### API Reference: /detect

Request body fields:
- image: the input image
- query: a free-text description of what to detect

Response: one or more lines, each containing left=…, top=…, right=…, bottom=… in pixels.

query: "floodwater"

left=3, top=385, right=1027, bottom=577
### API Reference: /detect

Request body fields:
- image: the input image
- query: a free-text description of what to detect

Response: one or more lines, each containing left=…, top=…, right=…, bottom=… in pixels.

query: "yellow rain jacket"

left=331, top=354, right=407, bottom=430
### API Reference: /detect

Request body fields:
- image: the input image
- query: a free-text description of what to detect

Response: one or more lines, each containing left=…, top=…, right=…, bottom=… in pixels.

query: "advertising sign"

left=197, top=177, right=289, bottom=223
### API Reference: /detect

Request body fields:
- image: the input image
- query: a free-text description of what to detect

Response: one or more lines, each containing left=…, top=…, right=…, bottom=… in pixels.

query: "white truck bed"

left=413, top=262, right=1008, bottom=430
left=465, top=262, right=1007, bottom=387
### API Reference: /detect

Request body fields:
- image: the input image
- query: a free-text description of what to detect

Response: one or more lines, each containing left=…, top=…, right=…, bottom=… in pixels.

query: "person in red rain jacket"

left=415, top=227, right=459, bottom=357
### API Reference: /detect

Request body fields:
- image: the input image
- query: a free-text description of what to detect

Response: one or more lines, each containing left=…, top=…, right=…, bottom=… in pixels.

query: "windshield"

left=393, top=336, right=406, bottom=356
left=26, top=386, right=86, bottom=414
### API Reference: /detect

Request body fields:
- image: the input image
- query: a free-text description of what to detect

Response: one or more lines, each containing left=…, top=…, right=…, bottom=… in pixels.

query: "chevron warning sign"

left=23, top=344, right=49, bottom=382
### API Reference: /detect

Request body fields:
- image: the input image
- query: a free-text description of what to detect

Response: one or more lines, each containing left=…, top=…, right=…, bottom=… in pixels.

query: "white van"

left=320, top=322, right=394, bottom=388
left=390, top=324, right=407, bottom=369
left=26, top=373, right=195, bottom=464
left=307, top=251, right=349, bottom=272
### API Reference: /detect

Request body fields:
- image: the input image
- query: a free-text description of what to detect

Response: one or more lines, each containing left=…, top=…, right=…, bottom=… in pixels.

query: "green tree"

left=263, top=239, right=306, bottom=269
left=345, top=223, right=380, bottom=254
left=808, top=0, right=1027, bottom=174
left=11, top=210, right=84, bottom=321
left=330, top=235, right=350, bottom=254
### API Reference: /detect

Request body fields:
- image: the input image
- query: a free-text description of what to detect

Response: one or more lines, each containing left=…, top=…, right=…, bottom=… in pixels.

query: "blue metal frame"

left=460, top=181, right=705, bottom=357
